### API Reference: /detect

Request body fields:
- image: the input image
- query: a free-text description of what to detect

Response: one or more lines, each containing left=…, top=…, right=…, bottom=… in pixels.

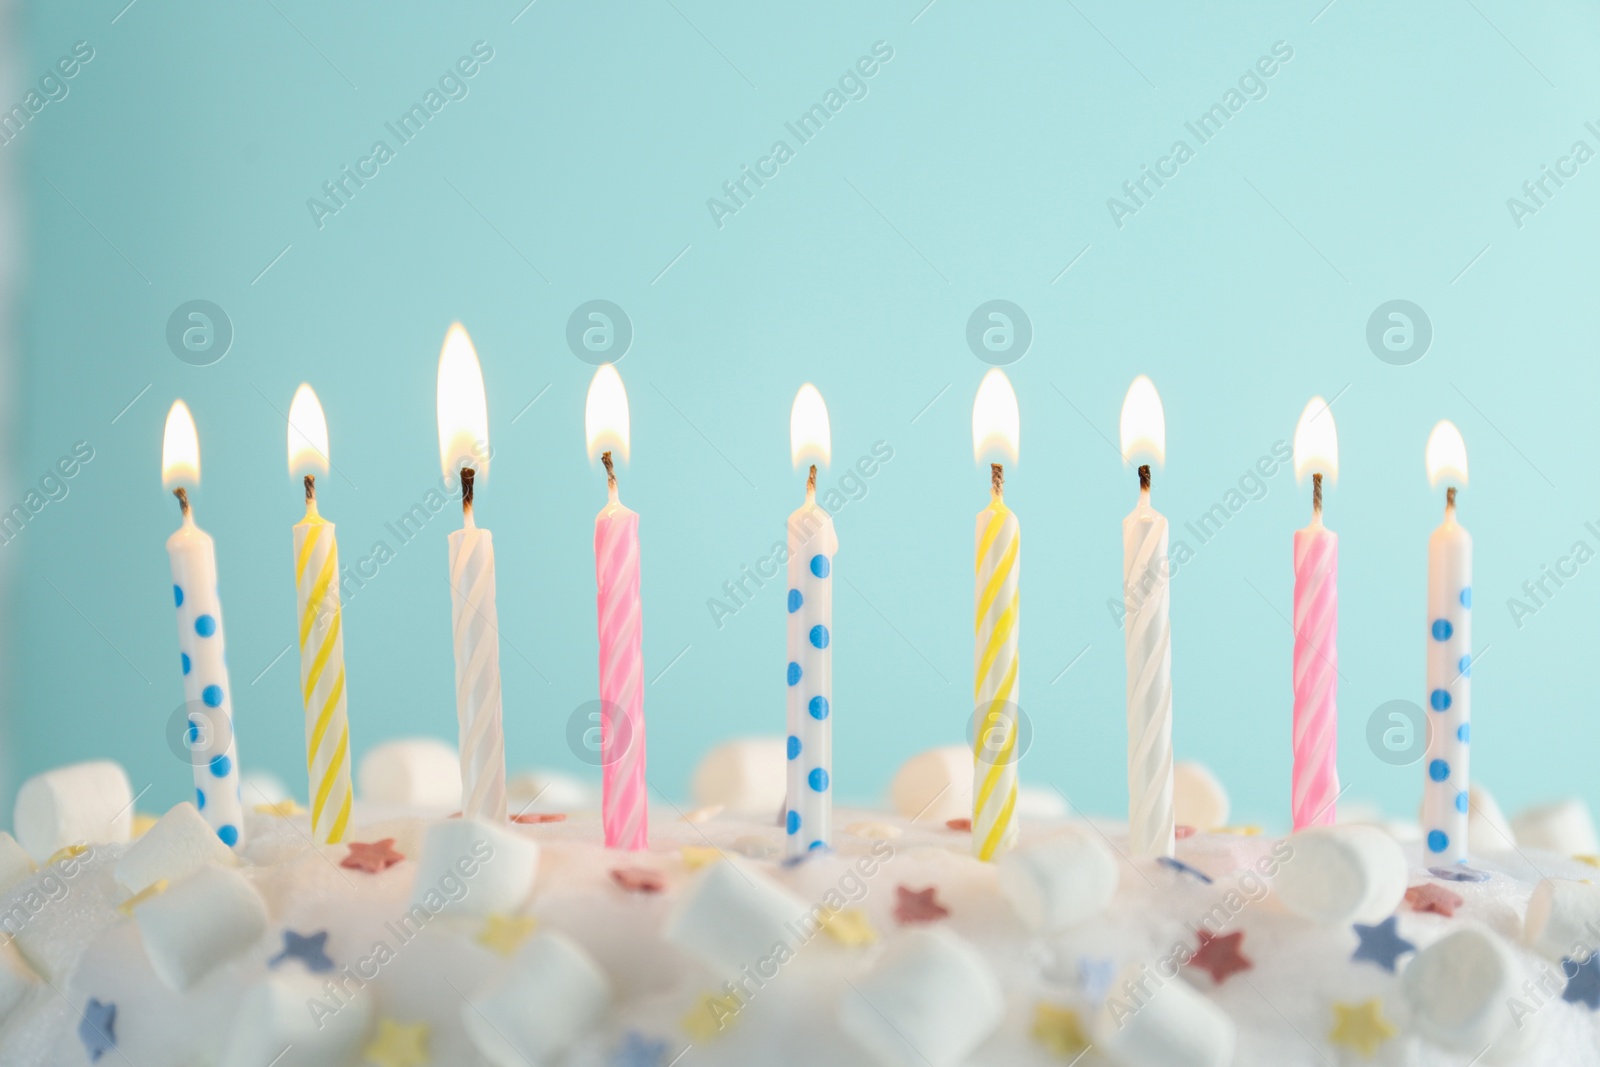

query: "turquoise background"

left=6, top=0, right=1599, bottom=831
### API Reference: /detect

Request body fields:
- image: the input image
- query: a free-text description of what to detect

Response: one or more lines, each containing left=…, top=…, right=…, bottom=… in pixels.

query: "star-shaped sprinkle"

left=1405, top=883, right=1464, bottom=917
left=364, top=1018, right=430, bottom=1067
left=1351, top=916, right=1416, bottom=972
left=1079, top=956, right=1115, bottom=1003
left=47, top=844, right=88, bottom=867
left=1427, top=865, right=1489, bottom=883
left=820, top=908, right=877, bottom=947
left=78, top=998, right=116, bottom=1062
left=1187, top=930, right=1252, bottom=984
left=611, top=1030, right=669, bottom=1067
left=268, top=929, right=334, bottom=972
left=1031, top=1001, right=1091, bottom=1058
left=253, top=799, right=303, bottom=816
left=611, top=866, right=666, bottom=893
left=131, top=813, right=159, bottom=837
left=477, top=914, right=539, bottom=957
left=115, top=879, right=168, bottom=916
left=1175, top=825, right=1197, bottom=839
left=1576, top=855, right=1600, bottom=869
left=1329, top=998, right=1397, bottom=1057
left=894, top=885, right=949, bottom=925
left=511, top=811, right=566, bottom=824
left=681, top=805, right=723, bottom=824
left=945, top=817, right=972, bottom=831
left=682, top=991, right=741, bottom=1043
left=679, top=846, right=723, bottom=871
left=1217, top=825, right=1263, bottom=836
left=1157, top=856, right=1213, bottom=884
left=341, top=838, right=404, bottom=873
left=1563, top=953, right=1600, bottom=1009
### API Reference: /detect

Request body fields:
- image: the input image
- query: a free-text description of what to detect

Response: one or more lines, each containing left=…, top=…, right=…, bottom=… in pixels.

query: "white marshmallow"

left=1093, top=965, right=1236, bottom=1067
left=1512, top=799, right=1599, bottom=857
left=838, top=929, right=1004, bottom=1067
left=690, top=738, right=786, bottom=816
left=1273, top=824, right=1406, bottom=926
left=508, top=769, right=593, bottom=811
left=220, top=972, right=372, bottom=1067
left=0, top=832, right=35, bottom=893
left=1017, top=785, right=1068, bottom=820
left=889, top=746, right=973, bottom=825
left=12, top=761, right=133, bottom=862
left=1172, top=762, right=1229, bottom=831
left=115, top=802, right=236, bottom=895
left=663, top=858, right=810, bottom=975
left=0, top=940, right=37, bottom=1024
left=1402, top=926, right=1533, bottom=1056
left=1524, top=878, right=1600, bottom=961
left=462, top=933, right=611, bottom=1067
left=136, top=864, right=267, bottom=991
left=410, top=816, right=538, bottom=920
left=358, top=738, right=461, bottom=808
left=238, top=771, right=291, bottom=807
left=997, top=826, right=1119, bottom=933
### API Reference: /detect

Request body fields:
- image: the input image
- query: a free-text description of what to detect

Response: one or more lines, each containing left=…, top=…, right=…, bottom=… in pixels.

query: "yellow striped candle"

left=971, top=370, right=1021, bottom=862
left=289, top=385, right=353, bottom=845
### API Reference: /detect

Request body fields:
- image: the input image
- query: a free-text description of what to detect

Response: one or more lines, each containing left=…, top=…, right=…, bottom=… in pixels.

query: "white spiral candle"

left=448, top=486, right=507, bottom=824
left=1122, top=469, right=1174, bottom=858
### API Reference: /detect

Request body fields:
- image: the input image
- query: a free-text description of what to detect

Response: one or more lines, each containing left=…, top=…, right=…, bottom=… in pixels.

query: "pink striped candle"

left=1291, top=398, right=1339, bottom=830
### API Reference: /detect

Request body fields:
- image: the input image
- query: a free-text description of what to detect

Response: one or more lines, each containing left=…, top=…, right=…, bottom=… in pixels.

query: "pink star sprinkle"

left=894, top=885, right=950, bottom=925
left=341, top=838, right=405, bottom=873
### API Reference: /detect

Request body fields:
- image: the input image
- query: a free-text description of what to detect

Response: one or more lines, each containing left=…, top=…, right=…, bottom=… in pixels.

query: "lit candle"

left=288, top=384, right=353, bottom=845
left=785, top=384, right=836, bottom=856
left=1291, top=397, right=1339, bottom=830
left=1119, top=376, right=1173, bottom=858
left=585, top=365, right=648, bottom=851
left=161, top=401, right=245, bottom=848
left=1423, top=420, right=1471, bottom=863
left=971, top=369, right=1020, bottom=862
left=436, top=323, right=506, bottom=823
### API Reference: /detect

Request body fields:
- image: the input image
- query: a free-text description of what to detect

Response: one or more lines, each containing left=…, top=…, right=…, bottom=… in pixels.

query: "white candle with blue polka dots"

left=1423, top=421, right=1471, bottom=864
left=785, top=385, right=835, bottom=857
left=162, top=401, right=245, bottom=849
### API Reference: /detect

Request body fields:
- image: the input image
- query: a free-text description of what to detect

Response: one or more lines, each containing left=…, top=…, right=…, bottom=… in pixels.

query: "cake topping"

left=1564, top=953, right=1600, bottom=1010
left=1186, top=929, right=1252, bottom=984
left=1405, top=882, right=1464, bottom=917
left=611, top=1030, right=670, bottom=1067
left=477, top=914, right=539, bottom=957
left=76, top=997, right=117, bottom=1063
left=819, top=907, right=877, bottom=947
left=1030, top=1001, right=1091, bottom=1058
left=1156, top=855, right=1212, bottom=884
left=1350, top=916, right=1416, bottom=972
left=894, top=885, right=949, bottom=925
left=1328, top=998, right=1398, bottom=1057
left=363, top=1017, right=430, bottom=1067
left=341, top=837, right=405, bottom=873
left=268, top=929, right=334, bottom=973
left=610, top=866, right=666, bottom=893
left=1428, top=864, right=1490, bottom=883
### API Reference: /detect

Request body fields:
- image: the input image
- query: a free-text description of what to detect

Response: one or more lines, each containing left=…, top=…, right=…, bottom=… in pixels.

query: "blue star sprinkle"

left=78, top=998, right=117, bottom=1062
left=1563, top=953, right=1600, bottom=1010
left=611, top=1030, right=669, bottom=1067
left=1351, top=916, right=1416, bottom=973
left=1428, top=865, right=1490, bottom=883
left=268, top=929, right=335, bottom=973
left=1079, top=956, right=1116, bottom=1003
left=1157, top=856, right=1213, bottom=884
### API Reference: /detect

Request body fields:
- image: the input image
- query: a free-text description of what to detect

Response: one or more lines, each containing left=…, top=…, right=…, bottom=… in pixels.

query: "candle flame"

left=161, top=400, right=200, bottom=491
left=971, top=369, right=1020, bottom=463
left=436, top=322, right=490, bottom=481
left=1119, top=375, right=1165, bottom=465
left=1292, top=396, right=1339, bottom=483
left=1426, top=419, right=1468, bottom=488
left=585, top=363, right=631, bottom=463
left=287, top=383, right=330, bottom=478
left=790, top=383, right=831, bottom=469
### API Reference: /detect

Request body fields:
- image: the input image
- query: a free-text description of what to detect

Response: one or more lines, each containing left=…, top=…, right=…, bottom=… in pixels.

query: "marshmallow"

left=238, top=771, right=291, bottom=807
left=889, top=746, right=973, bottom=825
left=462, top=933, right=611, bottom=1067
left=13, top=761, right=133, bottom=862
left=0, top=832, right=35, bottom=893
left=1524, top=878, right=1600, bottom=961
left=838, top=929, right=1004, bottom=1067
left=1273, top=824, right=1406, bottom=926
left=136, top=865, right=267, bottom=991
left=1512, top=799, right=1599, bottom=857
left=998, top=827, right=1119, bottom=933
left=691, top=738, right=786, bottom=816
left=1172, top=762, right=1229, bottom=831
left=1402, top=927, right=1533, bottom=1056
left=1017, top=785, right=1069, bottom=820
left=358, top=738, right=461, bottom=808
left=115, top=802, right=236, bottom=895
left=410, top=817, right=538, bottom=920
left=1093, top=964, right=1236, bottom=1067
left=508, top=769, right=593, bottom=811
left=221, top=973, right=371, bottom=1067
left=663, top=858, right=810, bottom=975
left=0, top=940, right=36, bottom=1024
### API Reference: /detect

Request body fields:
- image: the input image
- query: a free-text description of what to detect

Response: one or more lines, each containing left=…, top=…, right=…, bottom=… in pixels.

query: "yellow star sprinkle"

left=682, top=991, right=742, bottom=1043
left=363, top=1018, right=430, bottom=1067
left=1031, top=1002, right=1091, bottom=1058
left=1574, top=854, right=1600, bottom=869
left=45, top=844, right=88, bottom=867
left=679, top=845, right=724, bottom=871
left=1329, top=999, right=1397, bottom=1058
left=820, top=908, right=877, bottom=947
left=116, top=880, right=168, bottom=917
left=131, top=814, right=159, bottom=838
left=254, top=799, right=304, bottom=817
left=477, top=914, right=538, bottom=957
left=1217, top=825, right=1263, bottom=836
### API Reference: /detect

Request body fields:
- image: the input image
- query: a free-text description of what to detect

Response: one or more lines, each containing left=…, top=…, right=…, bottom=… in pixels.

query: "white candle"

left=785, top=384, right=836, bottom=856
left=1119, top=376, right=1173, bottom=858
left=162, top=401, right=245, bottom=848
left=1423, top=420, right=1472, bottom=863
left=437, top=323, right=506, bottom=823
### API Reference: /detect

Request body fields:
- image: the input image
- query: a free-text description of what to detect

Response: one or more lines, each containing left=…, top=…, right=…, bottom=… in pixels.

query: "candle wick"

left=991, top=463, right=1004, bottom=498
left=602, top=451, right=617, bottom=492
left=1446, top=485, right=1457, bottom=513
left=304, top=474, right=316, bottom=503
left=1137, top=464, right=1151, bottom=493
left=807, top=464, right=817, bottom=493
left=1312, top=472, right=1323, bottom=517
left=460, top=467, right=475, bottom=515
left=173, top=486, right=190, bottom=517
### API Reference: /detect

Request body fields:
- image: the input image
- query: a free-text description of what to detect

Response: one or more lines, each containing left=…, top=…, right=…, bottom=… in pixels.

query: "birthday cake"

left=2, top=746, right=1600, bottom=1067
